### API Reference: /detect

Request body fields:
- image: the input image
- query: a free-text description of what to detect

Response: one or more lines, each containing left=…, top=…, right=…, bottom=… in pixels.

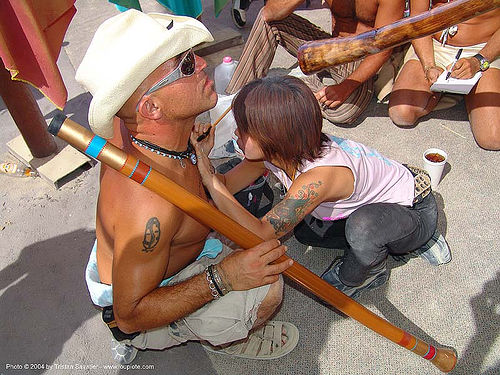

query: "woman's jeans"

left=294, top=193, right=438, bottom=286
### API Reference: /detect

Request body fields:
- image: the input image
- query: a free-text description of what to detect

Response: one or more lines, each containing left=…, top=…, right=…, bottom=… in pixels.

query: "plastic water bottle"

left=214, top=56, right=238, bottom=95
left=0, top=162, right=38, bottom=177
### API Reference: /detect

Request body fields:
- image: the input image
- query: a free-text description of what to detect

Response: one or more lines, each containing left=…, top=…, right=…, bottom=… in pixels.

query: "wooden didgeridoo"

left=298, top=0, right=499, bottom=74
left=48, top=112, right=457, bottom=372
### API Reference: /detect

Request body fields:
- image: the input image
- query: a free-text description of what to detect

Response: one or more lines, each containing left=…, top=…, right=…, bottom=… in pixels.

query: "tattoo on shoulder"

left=142, top=217, right=160, bottom=253
left=266, top=181, right=322, bottom=235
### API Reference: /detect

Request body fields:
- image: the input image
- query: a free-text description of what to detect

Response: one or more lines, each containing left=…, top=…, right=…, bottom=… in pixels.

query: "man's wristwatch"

left=473, top=53, right=490, bottom=71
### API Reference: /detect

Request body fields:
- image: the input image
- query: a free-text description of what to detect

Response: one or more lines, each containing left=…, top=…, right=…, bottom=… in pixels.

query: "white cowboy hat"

left=75, top=9, right=213, bottom=138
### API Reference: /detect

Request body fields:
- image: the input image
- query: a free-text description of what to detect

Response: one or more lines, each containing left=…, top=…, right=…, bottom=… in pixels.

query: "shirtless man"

left=77, top=10, right=297, bottom=364
left=388, top=1, right=500, bottom=150
left=225, top=0, right=404, bottom=124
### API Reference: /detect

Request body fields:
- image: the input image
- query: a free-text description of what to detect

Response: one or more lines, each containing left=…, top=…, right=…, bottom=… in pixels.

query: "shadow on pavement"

left=0, top=228, right=218, bottom=374
left=121, top=341, right=216, bottom=375
left=453, top=272, right=500, bottom=375
left=0, top=230, right=97, bottom=374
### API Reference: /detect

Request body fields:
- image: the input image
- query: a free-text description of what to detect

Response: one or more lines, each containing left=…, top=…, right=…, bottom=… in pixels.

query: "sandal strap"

left=271, top=321, right=283, bottom=349
left=248, top=333, right=272, bottom=356
left=202, top=321, right=298, bottom=360
left=244, top=323, right=276, bottom=356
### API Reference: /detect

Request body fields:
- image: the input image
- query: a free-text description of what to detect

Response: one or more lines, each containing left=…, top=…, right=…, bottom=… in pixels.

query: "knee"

left=476, top=137, right=500, bottom=151
left=255, top=277, right=283, bottom=325
left=260, top=5, right=271, bottom=22
left=472, top=126, right=500, bottom=150
left=345, top=209, right=380, bottom=248
left=263, top=276, right=284, bottom=309
left=388, top=105, right=418, bottom=127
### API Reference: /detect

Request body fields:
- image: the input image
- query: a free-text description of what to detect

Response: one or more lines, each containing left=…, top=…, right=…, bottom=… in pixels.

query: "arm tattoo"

left=142, top=217, right=160, bottom=253
left=266, top=181, right=322, bottom=235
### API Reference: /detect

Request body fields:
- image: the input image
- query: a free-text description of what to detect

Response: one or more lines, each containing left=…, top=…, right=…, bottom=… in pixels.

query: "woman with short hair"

left=192, top=75, right=449, bottom=299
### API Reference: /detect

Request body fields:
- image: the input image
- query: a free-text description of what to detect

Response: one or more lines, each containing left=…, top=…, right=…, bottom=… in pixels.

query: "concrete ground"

left=1, top=1, right=499, bottom=374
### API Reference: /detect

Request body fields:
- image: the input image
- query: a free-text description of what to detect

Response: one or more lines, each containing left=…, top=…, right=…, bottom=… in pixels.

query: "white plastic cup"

left=422, top=148, right=448, bottom=190
left=214, top=56, right=238, bottom=95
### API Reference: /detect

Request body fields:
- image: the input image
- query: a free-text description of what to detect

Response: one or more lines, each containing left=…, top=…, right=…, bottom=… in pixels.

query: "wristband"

left=212, top=264, right=232, bottom=295
left=205, top=266, right=221, bottom=299
left=473, top=53, right=490, bottom=71
left=423, top=65, right=437, bottom=75
left=207, top=264, right=224, bottom=296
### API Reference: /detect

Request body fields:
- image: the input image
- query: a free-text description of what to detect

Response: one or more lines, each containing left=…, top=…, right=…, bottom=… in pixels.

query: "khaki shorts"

left=126, top=245, right=273, bottom=350
left=404, top=38, right=500, bottom=70
left=401, top=39, right=499, bottom=110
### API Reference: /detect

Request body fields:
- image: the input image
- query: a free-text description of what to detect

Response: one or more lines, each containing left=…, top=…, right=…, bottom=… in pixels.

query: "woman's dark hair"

left=232, top=75, right=329, bottom=168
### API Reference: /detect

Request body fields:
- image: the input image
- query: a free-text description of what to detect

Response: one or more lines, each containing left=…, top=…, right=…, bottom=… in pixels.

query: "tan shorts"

left=401, top=39, right=500, bottom=110
left=404, top=38, right=500, bottom=70
left=126, top=245, right=273, bottom=350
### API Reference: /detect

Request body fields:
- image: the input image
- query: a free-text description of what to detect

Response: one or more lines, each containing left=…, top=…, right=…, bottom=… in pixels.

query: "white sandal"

left=202, top=321, right=299, bottom=360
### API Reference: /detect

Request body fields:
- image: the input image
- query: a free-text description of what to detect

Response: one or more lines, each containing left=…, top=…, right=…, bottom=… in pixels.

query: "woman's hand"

left=190, top=123, right=217, bottom=185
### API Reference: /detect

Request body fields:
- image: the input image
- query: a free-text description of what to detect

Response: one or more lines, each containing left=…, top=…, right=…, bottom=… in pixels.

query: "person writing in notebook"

left=389, top=0, right=500, bottom=150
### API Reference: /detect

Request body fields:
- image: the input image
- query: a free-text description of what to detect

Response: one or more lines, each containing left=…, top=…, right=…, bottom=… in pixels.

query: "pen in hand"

left=196, top=105, right=232, bottom=142
left=446, top=48, right=463, bottom=80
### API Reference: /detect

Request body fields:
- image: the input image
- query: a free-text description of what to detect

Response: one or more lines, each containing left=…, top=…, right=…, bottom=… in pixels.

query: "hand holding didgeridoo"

left=49, top=112, right=457, bottom=373
left=298, top=0, right=499, bottom=74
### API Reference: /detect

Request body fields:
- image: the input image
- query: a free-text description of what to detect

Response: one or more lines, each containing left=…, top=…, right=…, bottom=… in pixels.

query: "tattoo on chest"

left=266, top=181, right=322, bottom=235
left=142, top=217, right=160, bottom=252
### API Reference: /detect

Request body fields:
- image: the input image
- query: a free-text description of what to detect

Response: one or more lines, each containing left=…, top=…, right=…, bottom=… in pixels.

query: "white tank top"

left=264, top=136, right=415, bottom=221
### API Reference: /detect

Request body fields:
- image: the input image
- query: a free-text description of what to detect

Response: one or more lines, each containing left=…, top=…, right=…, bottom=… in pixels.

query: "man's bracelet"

left=208, top=264, right=224, bottom=296
left=212, top=264, right=232, bottom=295
left=205, top=266, right=222, bottom=299
left=423, top=65, right=437, bottom=75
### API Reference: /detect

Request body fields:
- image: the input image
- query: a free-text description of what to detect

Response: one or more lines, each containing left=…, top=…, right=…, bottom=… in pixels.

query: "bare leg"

left=261, top=0, right=305, bottom=21
left=253, top=276, right=284, bottom=327
left=250, top=276, right=291, bottom=347
left=388, top=60, right=441, bottom=126
left=465, top=68, right=500, bottom=150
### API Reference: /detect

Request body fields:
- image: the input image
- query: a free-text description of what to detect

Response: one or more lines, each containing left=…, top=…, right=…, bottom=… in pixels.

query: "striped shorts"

left=226, top=9, right=373, bottom=124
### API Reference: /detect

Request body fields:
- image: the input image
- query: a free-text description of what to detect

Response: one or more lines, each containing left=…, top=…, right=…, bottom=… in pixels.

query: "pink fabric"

left=0, top=0, right=76, bottom=109
left=265, top=136, right=415, bottom=221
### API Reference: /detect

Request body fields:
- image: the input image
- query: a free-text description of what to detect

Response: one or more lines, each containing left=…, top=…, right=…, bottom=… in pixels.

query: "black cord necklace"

left=130, top=135, right=197, bottom=168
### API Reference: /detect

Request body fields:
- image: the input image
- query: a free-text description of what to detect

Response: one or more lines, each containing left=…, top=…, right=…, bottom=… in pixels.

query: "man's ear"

left=138, top=96, right=162, bottom=120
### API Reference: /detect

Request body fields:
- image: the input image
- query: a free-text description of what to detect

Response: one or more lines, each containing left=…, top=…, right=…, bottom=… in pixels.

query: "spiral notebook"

left=430, top=70, right=482, bottom=95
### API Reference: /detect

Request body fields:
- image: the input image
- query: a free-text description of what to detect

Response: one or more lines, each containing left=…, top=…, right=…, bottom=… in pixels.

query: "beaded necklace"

left=130, top=135, right=197, bottom=168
